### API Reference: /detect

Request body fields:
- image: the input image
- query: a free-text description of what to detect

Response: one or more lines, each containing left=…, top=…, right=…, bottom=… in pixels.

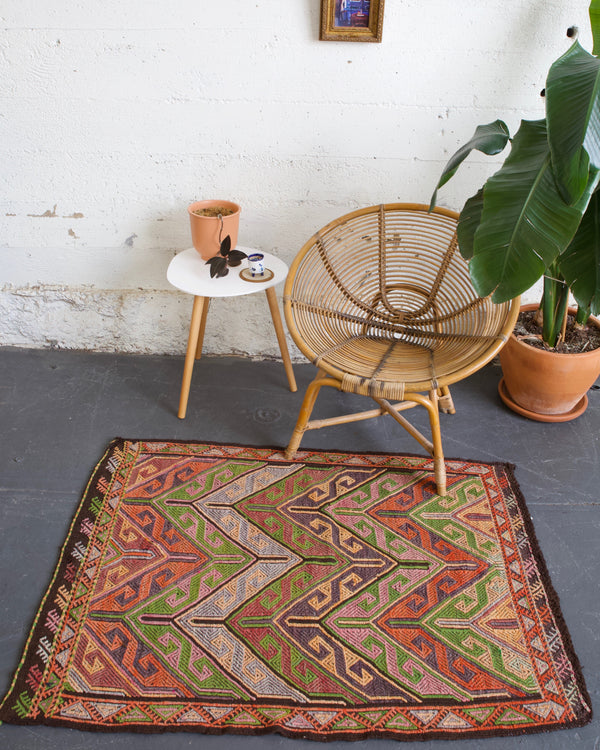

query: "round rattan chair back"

left=284, top=203, right=519, bottom=400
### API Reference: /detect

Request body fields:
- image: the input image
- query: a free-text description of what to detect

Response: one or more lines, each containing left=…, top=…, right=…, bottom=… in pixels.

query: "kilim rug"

left=0, top=439, right=592, bottom=741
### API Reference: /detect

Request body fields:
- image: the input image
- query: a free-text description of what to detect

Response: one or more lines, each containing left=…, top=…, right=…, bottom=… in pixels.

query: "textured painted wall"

left=0, top=0, right=591, bottom=355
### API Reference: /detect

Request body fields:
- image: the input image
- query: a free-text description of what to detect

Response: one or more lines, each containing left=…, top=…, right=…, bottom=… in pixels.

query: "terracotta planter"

left=498, top=303, right=600, bottom=422
left=188, top=200, right=241, bottom=260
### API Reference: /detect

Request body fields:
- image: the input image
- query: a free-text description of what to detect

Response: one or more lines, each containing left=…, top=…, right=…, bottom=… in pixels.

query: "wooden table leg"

left=178, top=295, right=207, bottom=419
left=195, top=297, right=210, bottom=359
left=265, top=286, right=297, bottom=392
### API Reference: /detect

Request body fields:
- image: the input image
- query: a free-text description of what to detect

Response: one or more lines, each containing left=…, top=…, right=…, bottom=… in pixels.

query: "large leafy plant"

left=431, top=0, right=600, bottom=348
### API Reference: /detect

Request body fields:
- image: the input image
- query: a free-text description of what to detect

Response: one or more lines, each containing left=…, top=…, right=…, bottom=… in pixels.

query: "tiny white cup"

left=248, top=253, right=265, bottom=277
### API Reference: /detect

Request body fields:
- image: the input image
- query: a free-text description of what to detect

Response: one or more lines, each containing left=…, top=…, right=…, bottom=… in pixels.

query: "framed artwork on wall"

left=320, top=0, right=385, bottom=43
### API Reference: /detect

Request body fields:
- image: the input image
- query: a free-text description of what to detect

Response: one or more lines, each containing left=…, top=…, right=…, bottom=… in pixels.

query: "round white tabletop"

left=167, top=247, right=288, bottom=298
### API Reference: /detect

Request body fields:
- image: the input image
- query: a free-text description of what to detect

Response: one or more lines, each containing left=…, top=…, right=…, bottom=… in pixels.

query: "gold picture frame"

left=320, top=0, right=385, bottom=43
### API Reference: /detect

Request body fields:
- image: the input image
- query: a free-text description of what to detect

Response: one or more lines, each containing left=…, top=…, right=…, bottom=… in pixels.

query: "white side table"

left=167, top=247, right=297, bottom=418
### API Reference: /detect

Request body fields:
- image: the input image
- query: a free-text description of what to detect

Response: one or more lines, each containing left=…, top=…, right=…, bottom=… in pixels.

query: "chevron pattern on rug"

left=0, top=439, right=591, bottom=740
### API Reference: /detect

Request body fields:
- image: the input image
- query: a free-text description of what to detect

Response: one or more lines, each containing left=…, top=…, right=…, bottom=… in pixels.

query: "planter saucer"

left=240, top=267, right=274, bottom=283
left=498, top=377, right=588, bottom=423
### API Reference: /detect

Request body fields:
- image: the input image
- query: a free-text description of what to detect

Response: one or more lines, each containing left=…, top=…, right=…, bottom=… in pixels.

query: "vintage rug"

left=0, top=439, right=591, bottom=740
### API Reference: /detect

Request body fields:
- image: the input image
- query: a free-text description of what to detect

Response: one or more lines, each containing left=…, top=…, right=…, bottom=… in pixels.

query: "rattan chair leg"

left=373, top=398, right=434, bottom=455
left=438, top=385, right=455, bottom=415
left=285, top=370, right=330, bottom=459
left=426, top=389, right=446, bottom=496
left=374, top=393, right=444, bottom=494
left=287, top=377, right=448, bottom=493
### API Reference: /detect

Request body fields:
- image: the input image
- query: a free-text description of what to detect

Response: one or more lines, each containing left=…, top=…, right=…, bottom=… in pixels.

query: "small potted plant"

left=188, top=199, right=241, bottom=260
left=431, top=0, right=600, bottom=421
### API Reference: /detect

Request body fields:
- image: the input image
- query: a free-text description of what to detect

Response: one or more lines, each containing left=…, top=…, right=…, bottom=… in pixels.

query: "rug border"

left=0, top=439, right=120, bottom=724
left=0, top=437, right=593, bottom=742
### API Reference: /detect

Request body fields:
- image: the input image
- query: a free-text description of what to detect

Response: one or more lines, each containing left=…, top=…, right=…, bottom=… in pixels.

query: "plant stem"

left=559, top=302, right=568, bottom=343
left=542, top=270, right=569, bottom=347
left=576, top=305, right=590, bottom=326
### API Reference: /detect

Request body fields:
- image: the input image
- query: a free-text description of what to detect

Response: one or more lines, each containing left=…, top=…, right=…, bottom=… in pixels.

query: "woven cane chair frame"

left=283, top=203, right=520, bottom=495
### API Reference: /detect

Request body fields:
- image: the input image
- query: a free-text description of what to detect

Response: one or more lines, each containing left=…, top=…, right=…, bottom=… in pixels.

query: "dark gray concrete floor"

left=0, top=346, right=598, bottom=749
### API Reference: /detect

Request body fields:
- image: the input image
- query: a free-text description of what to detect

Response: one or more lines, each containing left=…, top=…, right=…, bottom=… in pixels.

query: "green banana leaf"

left=429, top=120, right=510, bottom=210
left=546, top=41, right=600, bottom=204
left=456, top=189, right=484, bottom=261
left=469, top=119, right=598, bottom=303
left=591, top=0, right=600, bottom=56
left=559, top=188, right=600, bottom=315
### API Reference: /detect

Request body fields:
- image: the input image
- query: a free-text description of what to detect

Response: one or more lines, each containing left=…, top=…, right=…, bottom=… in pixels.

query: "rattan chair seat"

left=283, top=203, right=520, bottom=495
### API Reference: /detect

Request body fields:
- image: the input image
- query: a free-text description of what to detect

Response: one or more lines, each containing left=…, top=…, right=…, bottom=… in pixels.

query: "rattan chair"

left=283, top=203, right=520, bottom=495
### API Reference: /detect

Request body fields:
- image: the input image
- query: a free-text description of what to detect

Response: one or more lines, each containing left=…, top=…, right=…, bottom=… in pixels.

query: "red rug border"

left=0, top=437, right=592, bottom=742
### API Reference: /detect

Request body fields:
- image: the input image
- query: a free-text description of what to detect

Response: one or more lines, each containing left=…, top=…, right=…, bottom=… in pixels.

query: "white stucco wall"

left=0, top=0, right=592, bottom=356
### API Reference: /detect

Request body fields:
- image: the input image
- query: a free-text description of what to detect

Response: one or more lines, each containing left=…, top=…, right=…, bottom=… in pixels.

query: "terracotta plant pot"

left=188, top=200, right=241, bottom=260
left=498, top=303, right=600, bottom=422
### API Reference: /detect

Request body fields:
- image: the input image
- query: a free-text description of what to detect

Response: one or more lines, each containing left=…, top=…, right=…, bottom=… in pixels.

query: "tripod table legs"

left=178, top=295, right=208, bottom=419
left=177, top=288, right=296, bottom=419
